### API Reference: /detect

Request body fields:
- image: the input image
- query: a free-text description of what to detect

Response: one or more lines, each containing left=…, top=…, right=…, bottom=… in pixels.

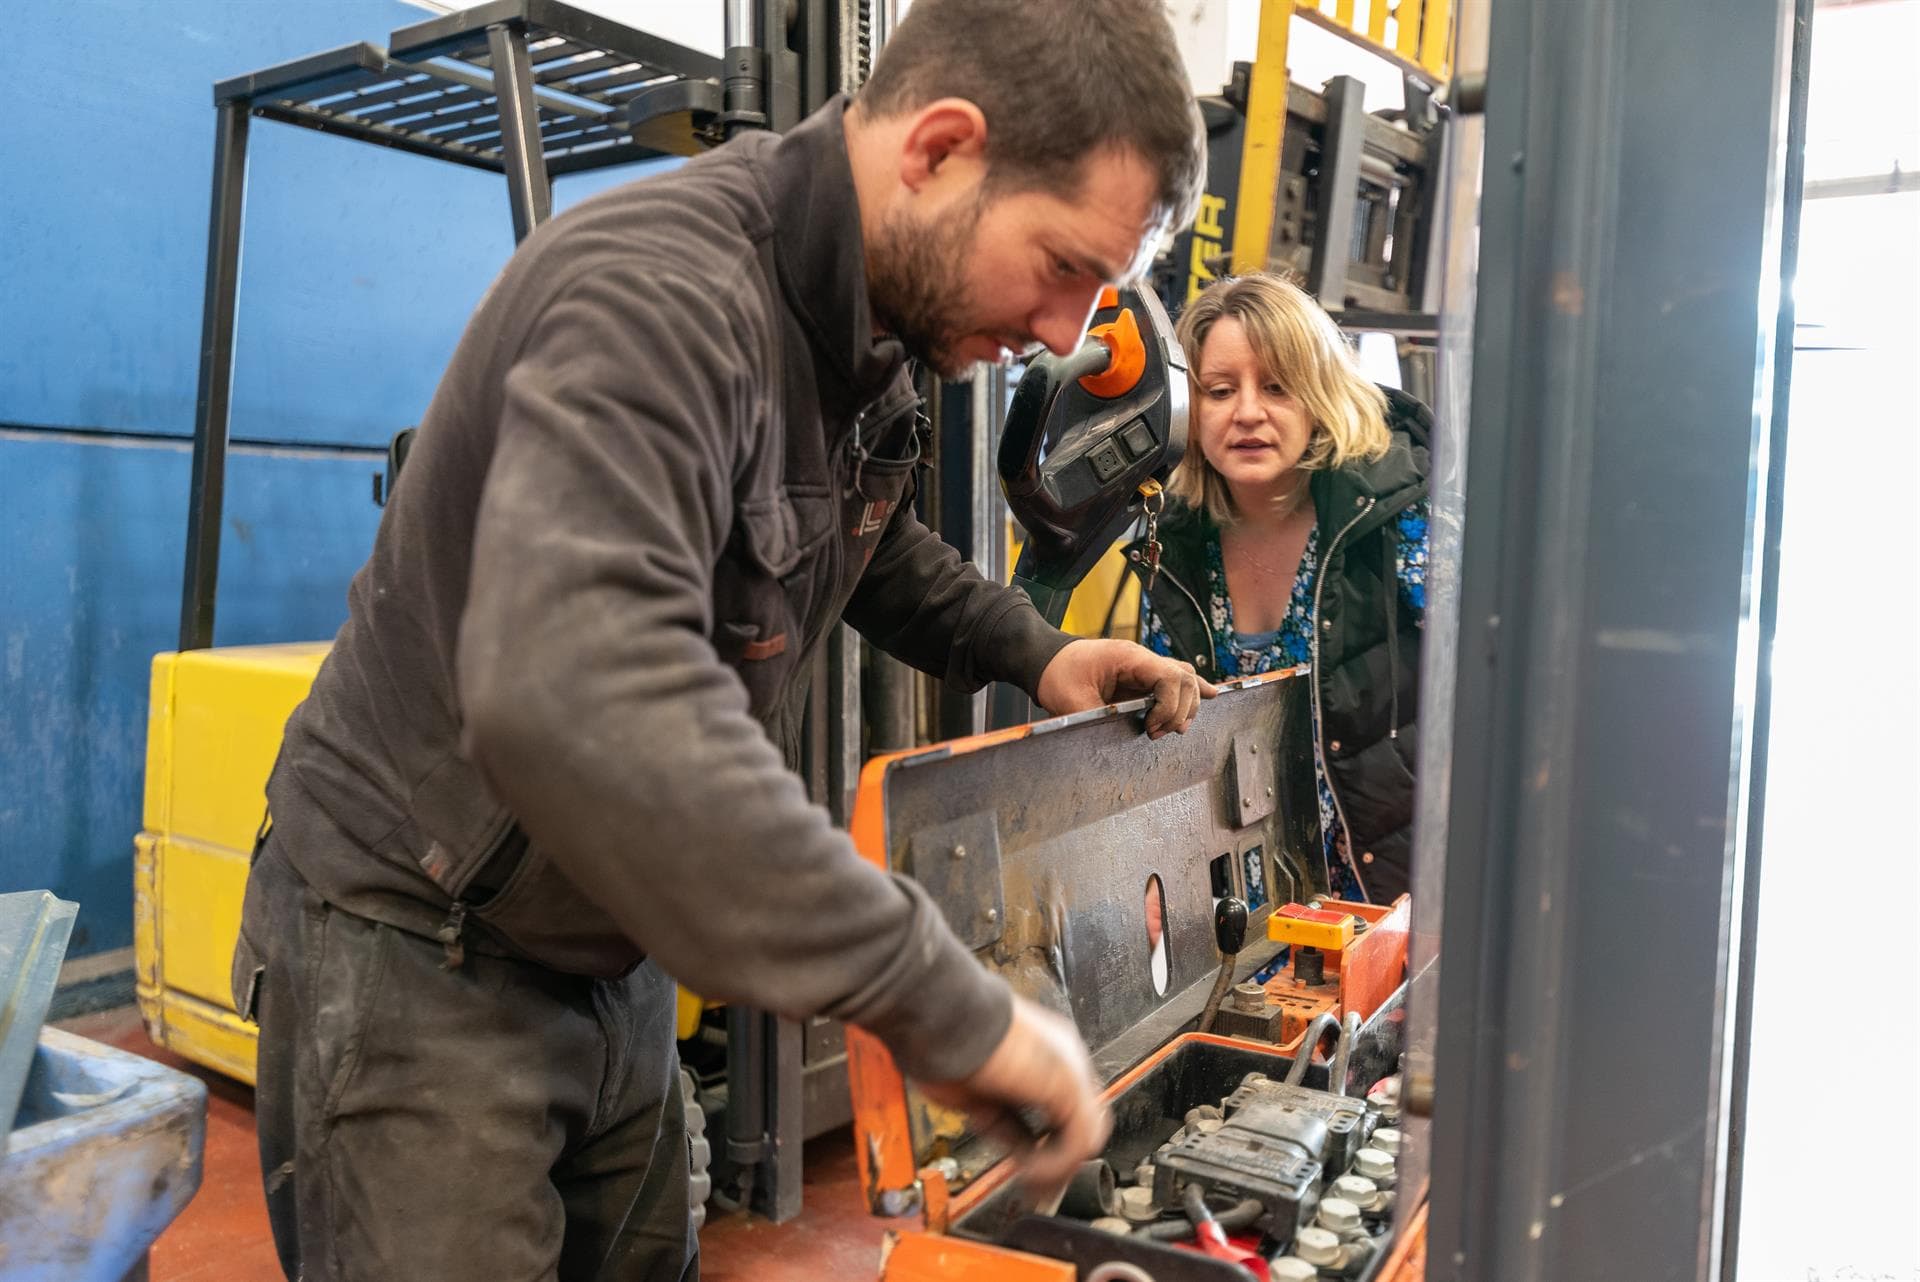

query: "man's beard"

left=867, top=194, right=988, bottom=379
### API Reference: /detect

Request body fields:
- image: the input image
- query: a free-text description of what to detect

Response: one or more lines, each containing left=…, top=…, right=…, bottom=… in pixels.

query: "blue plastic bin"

left=0, top=1026, right=207, bottom=1281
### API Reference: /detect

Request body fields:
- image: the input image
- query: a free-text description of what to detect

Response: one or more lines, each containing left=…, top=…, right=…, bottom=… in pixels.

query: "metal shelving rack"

left=178, top=0, right=734, bottom=651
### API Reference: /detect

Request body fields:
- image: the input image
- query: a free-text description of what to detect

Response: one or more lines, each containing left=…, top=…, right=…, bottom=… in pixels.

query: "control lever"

left=999, top=286, right=1189, bottom=630
left=1197, top=897, right=1249, bottom=1035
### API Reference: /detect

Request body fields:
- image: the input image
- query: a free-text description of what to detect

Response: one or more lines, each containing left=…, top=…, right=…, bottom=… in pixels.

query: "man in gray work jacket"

left=233, top=1, right=1210, bottom=1276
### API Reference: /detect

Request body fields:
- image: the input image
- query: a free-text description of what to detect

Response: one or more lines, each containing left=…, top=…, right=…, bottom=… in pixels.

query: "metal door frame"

left=1419, top=0, right=1811, bottom=1276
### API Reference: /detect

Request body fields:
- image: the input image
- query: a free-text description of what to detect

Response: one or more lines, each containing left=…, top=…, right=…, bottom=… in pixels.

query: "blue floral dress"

left=1143, top=501, right=1430, bottom=901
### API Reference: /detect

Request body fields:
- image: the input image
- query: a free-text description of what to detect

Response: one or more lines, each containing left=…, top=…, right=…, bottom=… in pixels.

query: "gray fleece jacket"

left=261, top=97, right=1073, bottom=1083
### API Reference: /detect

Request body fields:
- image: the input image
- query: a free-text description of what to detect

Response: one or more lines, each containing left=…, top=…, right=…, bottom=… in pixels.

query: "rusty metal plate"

left=881, top=674, right=1319, bottom=1095
left=1229, top=731, right=1278, bottom=828
left=908, top=810, right=1007, bottom=951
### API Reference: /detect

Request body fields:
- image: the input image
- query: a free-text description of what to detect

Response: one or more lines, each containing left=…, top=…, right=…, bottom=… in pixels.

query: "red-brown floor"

left=54, top=1007, right=891, bottom=1281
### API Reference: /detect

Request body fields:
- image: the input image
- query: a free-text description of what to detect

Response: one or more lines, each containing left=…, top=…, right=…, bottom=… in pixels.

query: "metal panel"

left=1395, top=0, right=1491, bottom=1237
left=800, top=1051, right=851, bottom=1139
left=0, top=892, right=78, bottom=1133
left=908, top=811, right=1007, bottom=951
left=1228, top=732, right=1278, bottom=828
left=881, top=677, right=1318, bottom=1087
left=1307, top=76, right=1367, bottom=307
left=1423, top=0, right=1806, bottom=1277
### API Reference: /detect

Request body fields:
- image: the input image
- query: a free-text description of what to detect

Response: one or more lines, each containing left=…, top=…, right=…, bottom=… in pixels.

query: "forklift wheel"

left=682, top=1068, right=711, bottom=1232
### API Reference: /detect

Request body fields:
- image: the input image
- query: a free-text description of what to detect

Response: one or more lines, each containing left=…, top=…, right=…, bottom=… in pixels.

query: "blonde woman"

left=1130, top=274, right=1431, bottom=903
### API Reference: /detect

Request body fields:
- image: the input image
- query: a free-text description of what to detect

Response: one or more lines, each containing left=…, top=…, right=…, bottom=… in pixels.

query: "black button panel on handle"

left=1088, top=441, right=1127, bottom=483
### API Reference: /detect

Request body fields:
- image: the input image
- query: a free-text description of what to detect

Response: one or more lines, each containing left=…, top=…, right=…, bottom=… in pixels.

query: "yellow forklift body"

left=136, top=643, right=328, bottom=1082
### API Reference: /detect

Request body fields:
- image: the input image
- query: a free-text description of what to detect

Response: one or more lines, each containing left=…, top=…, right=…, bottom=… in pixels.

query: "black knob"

left=1214, top=896, right=1249, bottom=955
left=1296, top=945, right=1326, bottom=986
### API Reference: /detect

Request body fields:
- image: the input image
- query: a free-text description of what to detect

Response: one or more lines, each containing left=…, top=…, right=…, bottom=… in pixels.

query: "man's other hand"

left=1034, top=638, right=1219, bottom=738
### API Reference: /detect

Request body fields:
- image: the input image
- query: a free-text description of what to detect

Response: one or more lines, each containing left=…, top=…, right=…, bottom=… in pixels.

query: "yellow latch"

left=1267, top=903, right=1357, bottom=952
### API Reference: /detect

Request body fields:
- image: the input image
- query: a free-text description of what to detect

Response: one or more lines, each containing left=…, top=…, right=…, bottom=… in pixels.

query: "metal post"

left=934, top=368, right=1006, bottom=740
left=1720, top=3, right=1814, bottom=1276
left=179, top=101, right=252, bottom=652
left=1309, top=75, right=1367, bottom=308
left=767, top=1014, right=805, bottom=1222
left=486, top=23, right=552, bottom=243
left=1229, top=0, right=1294, bottom=274
left=1393, top=0, right=1489, bottom=1218
left=873, top=0, right=899, bottom=50
left=736, top=0, right=870, bottom=1227
left=826, top=628, right=863, bottom=824
left=722, top=1004, right=772, bottom=1207
left=1414, top=116, right=1455, bottom=318
left=968, top=366, right=1008, bottom=730
left=864, top=643, right=917, bottom=753
left=725, top=0, right=760, bottom=43
left=834, top=0, right=872, bottom=96
left=758, top=0, right=802, bottom=133
left=971, top=366, right=1009, bottom=596
left=1423, top=0, right=1806, bottom=1276
left=719, top=0, right=770, bottom=139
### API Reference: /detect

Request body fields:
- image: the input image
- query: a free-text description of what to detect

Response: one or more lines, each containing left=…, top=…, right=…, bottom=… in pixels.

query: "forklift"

left=137, top=0, right=1808, bottom=1274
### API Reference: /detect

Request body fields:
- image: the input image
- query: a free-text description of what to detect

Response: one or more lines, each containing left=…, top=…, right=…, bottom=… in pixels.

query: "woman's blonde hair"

left=1169, top=273, right=1390, bottom=525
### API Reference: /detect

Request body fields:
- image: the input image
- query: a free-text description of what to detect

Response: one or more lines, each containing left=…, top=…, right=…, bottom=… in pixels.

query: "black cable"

left=1137, top=1194, right=1264, bottom=1240
left=1286, top=1011, right=1341, bottom=1086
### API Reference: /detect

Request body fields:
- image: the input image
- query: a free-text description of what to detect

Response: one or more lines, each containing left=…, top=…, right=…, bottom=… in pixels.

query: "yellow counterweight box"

left=136, top=643, right=329, bottom=1083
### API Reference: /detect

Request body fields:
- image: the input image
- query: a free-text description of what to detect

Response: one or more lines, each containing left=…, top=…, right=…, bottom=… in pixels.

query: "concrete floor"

left=55, top=1007, right=891, bottom=1281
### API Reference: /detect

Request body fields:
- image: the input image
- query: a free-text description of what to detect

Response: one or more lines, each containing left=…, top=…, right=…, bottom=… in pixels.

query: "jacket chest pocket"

left=712, top=489, right=832, bottom=718
left=837, top=463, right=912, bottom=589
left=832, top=412, right=923, bottom=603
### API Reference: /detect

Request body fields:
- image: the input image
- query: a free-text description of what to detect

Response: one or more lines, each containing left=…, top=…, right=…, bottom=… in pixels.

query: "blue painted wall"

left=0, top=0, right=672, bottom=959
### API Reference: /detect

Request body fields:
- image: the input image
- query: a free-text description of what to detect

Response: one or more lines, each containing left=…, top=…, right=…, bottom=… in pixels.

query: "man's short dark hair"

left=857, top=0, right=1204, bottom=231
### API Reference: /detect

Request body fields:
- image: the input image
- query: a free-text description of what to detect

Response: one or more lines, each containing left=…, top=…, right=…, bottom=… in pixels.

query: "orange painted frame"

left=845, top=718, right=1045, bottom=1213
left=878, top=1230, right=1077, bottom=1282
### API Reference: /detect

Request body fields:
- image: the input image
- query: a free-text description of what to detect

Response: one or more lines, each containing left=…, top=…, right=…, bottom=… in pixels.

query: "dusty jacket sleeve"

left=455, top=263, right=1009, bottom=1083
left=844, top=501, right=1075, bottom=698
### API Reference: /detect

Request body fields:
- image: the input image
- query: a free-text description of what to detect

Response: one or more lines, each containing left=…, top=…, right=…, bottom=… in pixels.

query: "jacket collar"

left=1308, top=387, right=1430, bottom=529
left=761, top=95, right=910, bottom=405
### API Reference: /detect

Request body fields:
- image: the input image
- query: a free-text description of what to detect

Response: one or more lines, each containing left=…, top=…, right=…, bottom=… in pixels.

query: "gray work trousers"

left=233, top=843, right=699, bottom=1282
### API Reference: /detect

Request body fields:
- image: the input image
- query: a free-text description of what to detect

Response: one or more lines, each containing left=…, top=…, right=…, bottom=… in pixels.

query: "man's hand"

left=1034, top=639, right=1219, bottom=739
left=919, top=994, right=1111, bottom=1198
